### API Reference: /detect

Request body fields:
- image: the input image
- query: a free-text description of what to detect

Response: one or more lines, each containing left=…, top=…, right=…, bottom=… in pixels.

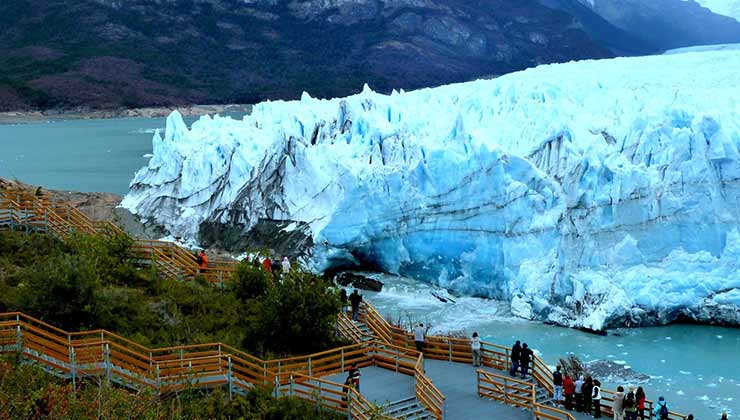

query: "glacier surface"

left=123, top=49, right=740, bottom=331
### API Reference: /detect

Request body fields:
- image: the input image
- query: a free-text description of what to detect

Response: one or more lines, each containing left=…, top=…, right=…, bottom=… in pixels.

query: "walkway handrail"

left=414, top=354, right=445, bottom=420
left=354, top=302, right=688, bottom=420
left=285, top=373, right=389, bottom=420
left=534, top=402, right=577, bottom=420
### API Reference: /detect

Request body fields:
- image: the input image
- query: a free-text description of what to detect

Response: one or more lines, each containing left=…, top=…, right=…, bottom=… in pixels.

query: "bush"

left=0, top=230, right=342, bottom=356
left=0, top=357, right=343, bottom=420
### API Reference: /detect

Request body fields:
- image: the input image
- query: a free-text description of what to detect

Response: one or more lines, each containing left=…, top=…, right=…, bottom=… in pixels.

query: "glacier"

left=123, top=49, right=740, bottom=331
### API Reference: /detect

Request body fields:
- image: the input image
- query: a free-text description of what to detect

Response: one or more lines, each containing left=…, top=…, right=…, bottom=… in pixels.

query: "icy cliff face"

left=123, top=49, right=740, bottom=331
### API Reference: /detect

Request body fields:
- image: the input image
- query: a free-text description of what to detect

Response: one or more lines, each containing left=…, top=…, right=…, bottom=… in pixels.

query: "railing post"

left=347, top=388, right=353, bottom=420
left=289, top=374, right=294, bottom=397
left=448, top=339, right=452, bottom=362
left=156, top=364, right=161, bottom=395
left=227, top=356, right=233, bottom=400
left=504, top=378, right=508, bottom=404
left=70, top=346, right=77, bottom=395
left=395, top=347, right=399, bottom=372
left=341, top=348, right=345, bottom=372
left=15, top=314, right=22, bottom=352
left=180, top=349, right=184, bottom=369
left=104, top=343, right=111, bottom=384
left=476, top=370, right=480, bottom=397
left=308, top=356, right=312, bottom=377
left=218, top=344, right=222, bottom=372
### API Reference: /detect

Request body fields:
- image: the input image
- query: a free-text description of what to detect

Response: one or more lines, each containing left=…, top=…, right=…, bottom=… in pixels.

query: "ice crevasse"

left=122, top=49, right=740, bottom=331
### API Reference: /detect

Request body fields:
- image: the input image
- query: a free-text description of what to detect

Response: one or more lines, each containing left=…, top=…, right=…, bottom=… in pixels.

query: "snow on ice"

left=123, top=49, right=740, bottom=331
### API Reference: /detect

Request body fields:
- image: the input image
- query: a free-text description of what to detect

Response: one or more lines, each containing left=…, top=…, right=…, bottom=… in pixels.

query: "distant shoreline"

left=0, top=104, right=252, bottom=125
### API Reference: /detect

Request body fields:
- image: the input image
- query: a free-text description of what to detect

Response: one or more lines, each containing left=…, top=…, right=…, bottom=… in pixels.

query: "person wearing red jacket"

left=563, top=374, right=576, bottom=411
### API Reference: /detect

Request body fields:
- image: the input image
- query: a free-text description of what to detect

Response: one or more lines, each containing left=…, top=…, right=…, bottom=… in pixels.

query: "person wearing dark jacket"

left=349, top=290, right=362, bottom=321
left=510, top=341, right=522, bottom=376
left=553, top=365, right=564, bottom=405
left=519, top=343, right=532, bottom=379
left=583, top=377, right=594, bottom=415
left=340, top=289, right=348, bottom=314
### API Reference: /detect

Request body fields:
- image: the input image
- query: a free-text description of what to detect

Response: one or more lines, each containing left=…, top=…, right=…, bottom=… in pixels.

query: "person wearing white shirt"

left=414, top=323, right=425, bottom=353
left=471, top=332, right=482, bottom=367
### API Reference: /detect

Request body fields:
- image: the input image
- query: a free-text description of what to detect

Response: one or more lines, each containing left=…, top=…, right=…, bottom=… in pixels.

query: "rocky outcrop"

left=334, top=272, right=384, bottom=292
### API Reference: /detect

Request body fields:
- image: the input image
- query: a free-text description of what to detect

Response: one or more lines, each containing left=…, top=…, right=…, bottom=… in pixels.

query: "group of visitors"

left=246, top=253, right=292, bottom=276
left=509, top=340, right=534, bottom=379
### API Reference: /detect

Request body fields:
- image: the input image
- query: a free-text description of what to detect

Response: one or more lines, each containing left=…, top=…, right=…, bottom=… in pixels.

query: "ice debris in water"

left=123, top=49, right=740, bottom=331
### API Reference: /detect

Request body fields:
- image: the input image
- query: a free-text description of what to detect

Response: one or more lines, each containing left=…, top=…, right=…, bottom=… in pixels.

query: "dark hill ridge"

left=0, top=0, right=612, bottom=111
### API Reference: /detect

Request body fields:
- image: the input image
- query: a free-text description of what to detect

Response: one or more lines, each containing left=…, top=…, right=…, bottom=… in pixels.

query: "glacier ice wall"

left=123, top=50, right=740, bottom=330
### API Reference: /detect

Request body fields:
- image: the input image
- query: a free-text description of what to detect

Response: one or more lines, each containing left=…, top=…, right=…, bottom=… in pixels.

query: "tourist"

left=341, top=374, right=355, bottom=408
left=281, top=256, right=291, bottom=273
left=340, top=289, right=348, bottom=314
left=262, top=256, right=272, bottom=272
left=553, top=365, right=564, bottom=405
left=636, top=387, right=647, bottom=420
left=686, top=415, right=694, bottom=420
left=575, top=375, right=585, bottom=412
left=197, top=250, right=208, bottom=271
left=471, top=332, right=482, bottom=367
left=592, top=379, right=602, bottom=418
left=519, top=343, right=532, bottom=379
left=349, top=290, right=363, bottom=321
left=414, top=323, right=425, bottom=353
left=510, top=341, right=522, bottom=376
left=652, top=396, right=669, bottom=420
left=564, top=373, right=575, bottom=410
left=583, top=376, right=594, bottom=415
left=349, top=363, right=361, bottom=391
left=624, top=386, right=638, bottom=420
left=612, top=386, right=625, bottom=420
left=720, top=413, right=728, bottom=420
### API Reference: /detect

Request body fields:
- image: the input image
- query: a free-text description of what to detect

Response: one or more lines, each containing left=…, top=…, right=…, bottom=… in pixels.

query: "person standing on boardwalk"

left=553, top=365, right=564, bottom=405
left=624, top=386, right=638, bottom=420
left=592, top=379, right=602, bottom=418
left=635, top=387, right=647, bottom=420
left=349, top=290, right=362, bottom=321
left=519, top=343, right=532, bottom=379
left=197, top=250, right=208, bottom=271
left=471, top=332, right=482, bottom=367
left=262, top=255, right=272, bottom=273
left=348, top=363, right=361, bottom=392
left=652, top=397, right=669, bottom=420
left=281, top=256, right=291, bottom=273
left=510, top=341, right=522, bottom=376
left=575, top=375, right=585, bottom=412
left=583, top=376, right=594, bottom=415
left=340, top=289, right=348, bottom=314
left=612, top=386, right=626, bottom=420
left=563, top=373, right=575, bottom=410
left=414, top=323, right=425, bottom=353
left=341, top=374, right=355, bottom=408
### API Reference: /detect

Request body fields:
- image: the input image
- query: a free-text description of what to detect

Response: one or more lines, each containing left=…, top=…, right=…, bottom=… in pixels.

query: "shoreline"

left=0, top=103, right=252, bottom=125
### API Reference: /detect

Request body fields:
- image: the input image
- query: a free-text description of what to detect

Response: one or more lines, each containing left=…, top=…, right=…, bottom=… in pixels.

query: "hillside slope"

left=0, top=0, right=610, bottom=111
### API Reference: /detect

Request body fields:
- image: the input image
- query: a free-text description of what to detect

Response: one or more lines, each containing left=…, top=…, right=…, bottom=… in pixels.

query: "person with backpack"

left=563, top=373, right=575, bottom=410
left=341, top=374, right=355, bottom=408
left=575, top=375, right=585, bottom=412
left=340, top=289, right=348, bottom=314
left=624, top=386, right=638, bottom=420
left=197, top=250, right=208, bottom=271
left=636, top=387, right=647, bottom=420
left=471, top=332, right=482, bottom=367
left=652, top=396, right=669, bottom=420
left=592, top=379, right=602, bottom=418
left=553, top=366, right=564, bottom=405
left=519, top=343, right=533, bottom=379
left=510, top=341, right=522, bottom=376
left=720, top=413, right=728, bottom=420
left=612, top=386, right=626, bottom=420
left=349, top=290, right=362, bottom=321
left=348, top=363, right=361, bottom=392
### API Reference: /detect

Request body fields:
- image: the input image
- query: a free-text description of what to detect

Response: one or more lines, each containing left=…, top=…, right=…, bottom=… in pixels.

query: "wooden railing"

left=358, top=302, right=688, bottom=420
left=534, top=403, right=578, bottom=420
left=477, top=369, right=536, bottom=410
left=0, top=311, right=399, bottom=419
left=414, top=354, right=445, bottom=420
left=0, top=183, right=237, bottom=285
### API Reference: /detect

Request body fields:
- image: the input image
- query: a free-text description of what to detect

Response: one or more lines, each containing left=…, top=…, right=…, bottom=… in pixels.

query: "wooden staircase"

left=0, top=182, right=236, bottom=285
